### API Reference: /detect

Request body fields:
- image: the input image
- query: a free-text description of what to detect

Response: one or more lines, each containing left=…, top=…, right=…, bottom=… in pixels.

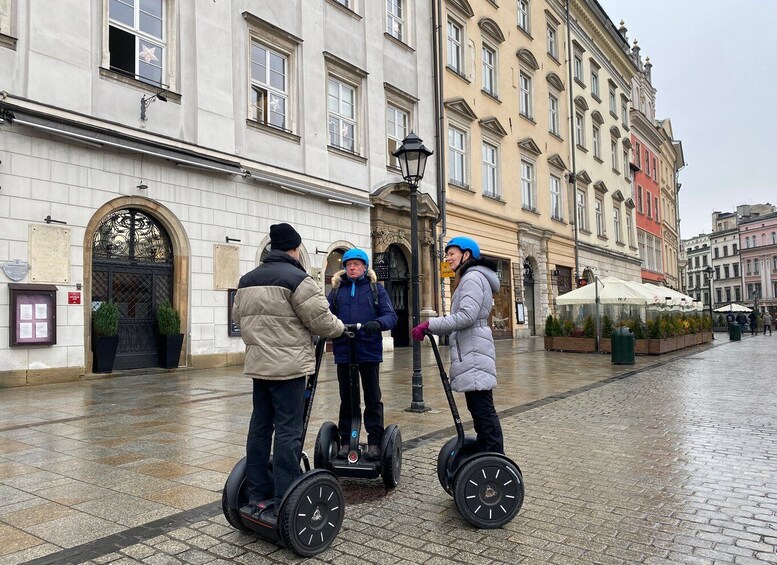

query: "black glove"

left=363, top=321, right=382, bottom=335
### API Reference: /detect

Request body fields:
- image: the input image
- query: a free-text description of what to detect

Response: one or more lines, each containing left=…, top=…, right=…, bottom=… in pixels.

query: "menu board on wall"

left=9, top=284, right=58, bottom=347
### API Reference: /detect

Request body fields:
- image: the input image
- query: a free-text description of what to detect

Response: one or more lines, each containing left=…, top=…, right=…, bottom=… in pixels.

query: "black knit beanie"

left=269, top=223, right=302, bottom=251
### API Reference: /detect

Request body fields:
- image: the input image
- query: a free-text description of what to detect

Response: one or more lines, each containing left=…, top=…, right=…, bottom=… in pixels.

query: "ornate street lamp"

left=393, top=133, right=433, bottom=412
left=705, top=265, right=715, bottom=340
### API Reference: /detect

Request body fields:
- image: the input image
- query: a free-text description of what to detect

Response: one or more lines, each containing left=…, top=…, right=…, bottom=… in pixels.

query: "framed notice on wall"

left=515, top=302, right=526, bottom=325
left=9, top=283, right=58, bottom=347
left=228, top=288, right=241, bottom=337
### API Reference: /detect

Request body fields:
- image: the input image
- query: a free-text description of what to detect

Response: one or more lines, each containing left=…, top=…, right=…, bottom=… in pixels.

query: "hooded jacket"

left=427, top=258, right=500, bottom=392
left=233, top=250, right=344, bottom=379
left=328, top=268, right=397, bottom=364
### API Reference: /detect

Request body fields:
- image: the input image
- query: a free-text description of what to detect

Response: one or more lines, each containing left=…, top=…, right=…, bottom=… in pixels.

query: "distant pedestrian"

left=763, top=311, right=772, bottom=336
left=749, top=312, right=757, bottom=336
left=737, top=314, right=747, bottom=334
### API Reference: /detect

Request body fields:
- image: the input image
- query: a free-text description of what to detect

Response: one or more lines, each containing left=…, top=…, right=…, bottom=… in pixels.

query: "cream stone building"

left=0, top=0, right=436, bottom=385
left=656, top=118, right=683, bottom=290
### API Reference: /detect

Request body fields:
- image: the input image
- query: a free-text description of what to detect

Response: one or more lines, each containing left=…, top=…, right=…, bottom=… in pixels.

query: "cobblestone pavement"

left=1, top=334, right=776, bottom=564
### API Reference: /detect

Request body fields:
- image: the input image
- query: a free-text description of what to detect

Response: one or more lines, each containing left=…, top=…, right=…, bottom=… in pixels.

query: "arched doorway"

left=92, top=208, right=174, bottom=369
left=324, top=248, right=346, bottom=296
left=523, top=258, right=537, bottom=336
left=385, top=244, right=410, bottom=347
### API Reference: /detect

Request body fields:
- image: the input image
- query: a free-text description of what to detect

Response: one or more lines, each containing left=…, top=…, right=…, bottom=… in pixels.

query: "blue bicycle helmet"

left=342, top=248, right=369, bottom=267
left=445, top=236, right=481, bottom=259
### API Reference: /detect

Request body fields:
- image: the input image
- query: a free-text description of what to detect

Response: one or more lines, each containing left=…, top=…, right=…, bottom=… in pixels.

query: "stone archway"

left=83, top=197, right=190, bottom=372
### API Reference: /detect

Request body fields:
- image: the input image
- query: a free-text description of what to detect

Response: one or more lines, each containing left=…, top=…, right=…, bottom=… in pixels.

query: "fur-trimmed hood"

left=331, top=268, right=378, bottom=289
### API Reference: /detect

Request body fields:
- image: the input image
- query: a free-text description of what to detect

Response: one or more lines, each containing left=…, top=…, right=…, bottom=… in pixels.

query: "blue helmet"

left=445, top=236, right=480, bottom=259
left=342, top=248, right=369, bottom=267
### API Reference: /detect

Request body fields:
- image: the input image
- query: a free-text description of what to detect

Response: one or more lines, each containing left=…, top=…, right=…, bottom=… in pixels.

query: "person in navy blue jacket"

left=328, top=248, right=398, bottom=460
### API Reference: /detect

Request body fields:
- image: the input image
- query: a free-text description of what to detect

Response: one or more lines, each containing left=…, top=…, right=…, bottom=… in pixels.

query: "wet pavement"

left=1, top=333, right=776, bottom=564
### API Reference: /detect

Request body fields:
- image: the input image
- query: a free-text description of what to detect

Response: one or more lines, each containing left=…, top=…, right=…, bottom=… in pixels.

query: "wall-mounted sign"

left=228, top=288, right=241, bottom=337
left=2, top=260, right=30, bottom=282
left=9, top=283, right=58, bottom=347
left=515, top=302, right=526, bottom=324
left=68, top=292, right=81, bottom=304
left=373, top=252, right=390, bottom=281
left=440, top=260, right=455, bottom=278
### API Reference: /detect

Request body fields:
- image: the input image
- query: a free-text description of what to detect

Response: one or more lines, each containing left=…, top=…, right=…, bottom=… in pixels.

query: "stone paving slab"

left=2, top=334, right=777, bottom=563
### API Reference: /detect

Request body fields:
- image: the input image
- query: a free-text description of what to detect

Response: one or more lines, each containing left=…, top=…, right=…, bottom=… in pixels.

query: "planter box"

left=544, top=336, right=597, bottom=353
left=635, top=339, right=649, bottom=355
left=648, top=337, right=677, bottom=355
left=158, top=334, right=184, bottom=369
left=93, top=335, right=119, bottom=373
left=600, top=339, right=612, bottom=353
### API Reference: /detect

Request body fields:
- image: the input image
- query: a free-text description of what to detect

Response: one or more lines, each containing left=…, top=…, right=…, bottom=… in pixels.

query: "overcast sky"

left=597, top=0, right=777, bottom=240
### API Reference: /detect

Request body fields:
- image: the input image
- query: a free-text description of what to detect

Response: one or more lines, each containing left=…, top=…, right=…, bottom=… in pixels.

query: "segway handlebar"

left=342, top=323, right=362, bottom=338
left=423, top=330, right=447, bottom=377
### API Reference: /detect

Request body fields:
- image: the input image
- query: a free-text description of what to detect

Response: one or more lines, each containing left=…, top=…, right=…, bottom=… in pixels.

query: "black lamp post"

left=705, top=265, right=715, bottom=339
left=393, top=133, right=433, bottom=412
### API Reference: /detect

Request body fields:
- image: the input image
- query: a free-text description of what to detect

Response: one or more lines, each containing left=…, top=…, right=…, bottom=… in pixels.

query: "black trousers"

left=337, top=363, right=383, bottom=446
left=246, top=376, right=305, bottom=509
left=764, top=324, right=772, bottom=335
left=465, top=389, right=504, bottom=454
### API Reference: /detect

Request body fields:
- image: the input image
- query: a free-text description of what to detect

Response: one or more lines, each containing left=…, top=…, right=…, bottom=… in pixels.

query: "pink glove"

left=411, top=321, right=430, bottom=342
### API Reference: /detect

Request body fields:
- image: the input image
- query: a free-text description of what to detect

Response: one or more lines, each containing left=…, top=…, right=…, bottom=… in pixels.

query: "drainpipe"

left=431, top=0, right=448, bottom=316
left=566, top=0, right=580, bottom=283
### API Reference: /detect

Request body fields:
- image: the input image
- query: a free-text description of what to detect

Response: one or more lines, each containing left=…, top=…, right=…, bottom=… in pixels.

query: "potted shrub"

left=93, top=301, right=119, bottom=373
left=157, top=301, right=184, bottom=369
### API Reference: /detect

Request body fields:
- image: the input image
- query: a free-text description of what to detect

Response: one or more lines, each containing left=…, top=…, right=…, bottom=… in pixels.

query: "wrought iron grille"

left=93, top=209, right=172, bottom=263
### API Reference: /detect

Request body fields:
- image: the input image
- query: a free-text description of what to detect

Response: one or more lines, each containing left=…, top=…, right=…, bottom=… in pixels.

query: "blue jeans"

left=246, top=376, right=305, bottom=509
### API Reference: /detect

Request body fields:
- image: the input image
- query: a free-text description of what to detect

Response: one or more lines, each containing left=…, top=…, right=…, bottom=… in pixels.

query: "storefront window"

left=487, top=257, right=513, bottom=339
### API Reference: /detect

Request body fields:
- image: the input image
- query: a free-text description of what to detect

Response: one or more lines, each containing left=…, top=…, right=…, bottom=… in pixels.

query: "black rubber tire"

left=453, top=455, right=524, bottom=529
left=436, top=436, right=480, bottom=495
left=314, top=422, right=339, bottom=470
left=278, top=472, right=345, bottom=557
left=221, top=479, right=251, bottom=533
left=380, top=425, right=402, bottom=489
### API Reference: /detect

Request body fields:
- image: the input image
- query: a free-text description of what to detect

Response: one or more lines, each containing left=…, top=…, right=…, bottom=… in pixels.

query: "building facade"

left=710, top=212, right=741, bottom=310
left=683, top=234, right=712, bottom=311
left=739, top=209, right=777, bottom=312
left=656, top=119, right=682, bottom=290
left=0, top=0, right=437, bottom=385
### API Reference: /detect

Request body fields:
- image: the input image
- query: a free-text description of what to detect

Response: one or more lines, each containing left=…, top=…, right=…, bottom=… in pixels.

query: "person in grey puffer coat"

left=411, top=236, right=504, bottom=454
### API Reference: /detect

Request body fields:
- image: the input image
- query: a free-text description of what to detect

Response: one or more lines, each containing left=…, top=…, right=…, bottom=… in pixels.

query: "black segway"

left=314, top=323, right=402, bottom=489
left=221, top=338, right=345, bottom=557
left=425, top=331, right=524, bottom=528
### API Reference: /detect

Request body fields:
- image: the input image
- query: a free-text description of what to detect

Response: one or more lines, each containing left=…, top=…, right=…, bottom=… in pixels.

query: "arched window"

left=772, top=231, right=776, bottom=245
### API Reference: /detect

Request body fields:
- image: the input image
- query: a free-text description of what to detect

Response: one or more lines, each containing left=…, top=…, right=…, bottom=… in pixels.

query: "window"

left=735, top=286, right=741, bottom=301
left=716, top=288, right=722, bottom=304
left=328, top=77, right=356, bottom=152
left=575, top=113, right=584, bottom=147
left=714, top=247, right=719, bottom=259
left=715, top=266, right=720, bottom=280
left=448, top=126, right=467, bottom=186
left=702, top=255, right=708, bottom=267
left=573, top=49, right=583, bottom=82
left=609, top=84, right=617, bottom=116
left=250, top=41, right=289, bottom=130
left=520, top=159, right=536, bottom=210
left=654, top=196, right=659, bottom=222
left=754, top=259, right=760, bottom=275
left=482, top=44, right=496, bottom=96
left=387, top=0, right=403, bottom=41
left=637, top=186, right=643, bottom=213
left=733, top=263, right=739, bottom=277
left=611, top=138, right=618, bottom=171
left=447, top=19, right=464, bottom=75
left=548, top=94, right=560, bottom=135
left=746, top=236, right=750, bottom=249
left=724, top=264, right=730, bottom=278
left=725, top=287, right=731, bottom=302
left=694, top=256, right=699, bottom=268
left=723, top=245, right=728, bottom=257
left=592, top=125, right=601, bottom=159
left=595, top=198, right=605, bottom=237
left=108, top=0, right=165, bottom=85
left=386, top=105, right=408, bottom=168
left=590, top=66, right=599, bottom=97
left=621, top=99, right=628, bottom=127
left=635, top=142, right=641, bottom=168
left=519, top=72, right=533, bottom=118
left=733, top=243, right=738, bottom=254
left=0, top=0, right=12, bottom=38
left=546, top=22, right=557, bottom=58
left=774, top=256, right=777, bottom=271
left=623, top=150, right=629, bottom=179
left=550, top=174, right=563, bottom=220
left=517, top=0, right=529, bottom=32
left=652, top=156, right=657, bottom=180
left=638, top=231, right=646, bottom=267
left=626, top=212, right=633, bottom=246
left=773, top=231, right=777, bottom=244
left=482, top=142, right=499, bottom=197
left=613, top=207, right=622, bottom=242
left=576, top=189, right=587, bottom=231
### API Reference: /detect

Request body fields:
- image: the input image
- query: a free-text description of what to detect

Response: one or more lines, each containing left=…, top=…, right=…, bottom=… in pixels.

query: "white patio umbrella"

left=713, top=303, right=752, bottom=313
left=556, top=276, right=652, bottom=305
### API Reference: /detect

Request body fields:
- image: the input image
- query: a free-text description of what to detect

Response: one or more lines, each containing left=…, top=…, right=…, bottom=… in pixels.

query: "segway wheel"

left=453, top=455, right=524, bottom=529
left=221, top=480, right=251, bottom=533
left=437, top=436, right=480, bottom=495
left=380, top=425, right=402, bottom=489
left=314, top=422, right=339, bottom=470
left=279, top=472, right=345, bottom=557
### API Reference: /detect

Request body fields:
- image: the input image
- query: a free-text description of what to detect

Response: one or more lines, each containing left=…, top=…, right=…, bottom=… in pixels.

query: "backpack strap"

left=330, top=281, right=379, bottom=316
left=370, top=281, right=379, bottom=310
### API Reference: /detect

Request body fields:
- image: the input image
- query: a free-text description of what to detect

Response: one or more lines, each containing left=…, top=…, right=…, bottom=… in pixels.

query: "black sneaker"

left=240, top=501, right=274, bottom=521
left=365, top=445, right=381, bottom=461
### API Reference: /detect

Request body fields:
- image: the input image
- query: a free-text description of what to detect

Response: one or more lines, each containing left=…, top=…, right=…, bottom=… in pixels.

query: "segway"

left=424, top=331, right=524, bottom=528
left=314, top=323, right=402, bottom=489
left=221, top=338, right=345, bottom=557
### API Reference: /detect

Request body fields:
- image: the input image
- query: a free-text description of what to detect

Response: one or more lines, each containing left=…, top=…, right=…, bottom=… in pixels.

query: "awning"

left=246, top=167, right=372, bottom=208
left=4, top=107, right=244, bottom=176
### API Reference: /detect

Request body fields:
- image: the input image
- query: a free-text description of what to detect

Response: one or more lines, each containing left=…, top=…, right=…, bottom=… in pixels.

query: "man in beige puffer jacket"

left=233, top=223, right=344, bottom=518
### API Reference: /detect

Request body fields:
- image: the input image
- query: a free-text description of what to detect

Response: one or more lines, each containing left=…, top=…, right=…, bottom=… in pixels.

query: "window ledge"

left=246, top=119, right=301, bottom=143
left=591, top=94, right=602, bottom=104
left=325, top=0, right=362, bottom=20
left=551, top=217, right=567, bottom=225
left=446, top=65, right=470, bottom=84
left=449, top=181, right=473, bottom=193
left=99, top=67, right=181, bottom=101
left=0, top=32, right=17, bottom=50
left=516, top=26, right=533, bottom=41
left=521, top=206, right=540, bottom=215
left=483, top=193, right=506, bottom=204
left=597, top=234, right=609, bottom=242
left=576, top=144, right=588, bottom=153
left=629, top=245, right=639, bottom=251
left=593, top=156, right=603, bottom=164
left=384, top=32, right=414, bottom=52
left=328, top=144, right=368, bottom=164
left=482, top=89, right=501, bottom=103
left=574, top=78, right=586, bottom=89
left=615, top=240, right=625, bottom=247
left=609, top=110, right=618, bottom=120
left=612, top=168, right=620, bottom=175
left=547, top=53, right=561, bottom=66
left=580, top=228, right=592, bottom=236
left=519, top=113, right=536, bottom=126
left=550, top=131, right=564, bottom=142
